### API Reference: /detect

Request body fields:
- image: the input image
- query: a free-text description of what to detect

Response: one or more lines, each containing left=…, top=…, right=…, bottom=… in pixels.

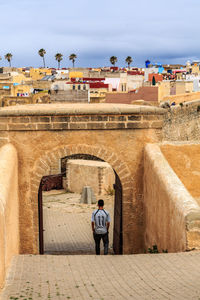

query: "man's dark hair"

left=98, top=199, right=104, bottom=207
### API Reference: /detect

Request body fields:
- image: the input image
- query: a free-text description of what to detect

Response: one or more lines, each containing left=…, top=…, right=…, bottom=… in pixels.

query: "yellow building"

left=69, top=71, right=83, bottom=79
left=29, top=68, right=52, bottom=81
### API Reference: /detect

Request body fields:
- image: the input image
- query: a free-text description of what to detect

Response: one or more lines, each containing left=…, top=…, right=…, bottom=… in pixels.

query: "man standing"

left=91, top=199, right=111, bottom=255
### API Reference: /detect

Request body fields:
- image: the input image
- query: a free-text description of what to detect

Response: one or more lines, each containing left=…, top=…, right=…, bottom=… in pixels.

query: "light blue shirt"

left=91, top=209, right=111, bottom=234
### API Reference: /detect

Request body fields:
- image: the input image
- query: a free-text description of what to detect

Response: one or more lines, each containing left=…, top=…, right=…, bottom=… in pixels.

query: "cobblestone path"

left=43, top=191, right=114, bottom=254
left=2, top=252, right=200, bottom=300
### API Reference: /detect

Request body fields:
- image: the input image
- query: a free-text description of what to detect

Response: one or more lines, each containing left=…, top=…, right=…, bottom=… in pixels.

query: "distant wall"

left=0, top=144, right=19, bottom=289
left=105, top=87, right=158, bottom=104
left=144, top=144, right=200, bottom=252
left=162, top=91, right=200, bottom=104
left=50, top=90, right=88, bottom=103
left=66, top=159, right=115, bottom=195
left=163, top=100, right=200, bottom=141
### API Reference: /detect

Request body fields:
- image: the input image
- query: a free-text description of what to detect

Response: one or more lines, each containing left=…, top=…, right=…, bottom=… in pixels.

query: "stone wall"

left=0, top=144, right=19, bottom=289
left=144, top=144, right=200, bottom=252
left=162, top=91, right=200, bottom=104
left=50, top=90, right=88, bottom=103
left=163, top=100, right=200, bottom=141
left=0, top=103, right=165, bottom=255
left=105, top=87, right=158, bottom=104
left=66, top=159, right=115, bottom=195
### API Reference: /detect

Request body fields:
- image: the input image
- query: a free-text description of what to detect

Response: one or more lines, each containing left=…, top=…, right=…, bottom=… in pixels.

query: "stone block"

left=0, top=124, right=7, bottom=131
left=71, top=116, right=90, bottom=122
left=11, top=117, right=30, bottom=123
left=128, top=115, right=141, bottom=121
left=87, top=123, right=105, bottom=129
left=31, top=116, right=50, bottom=123
left=0, top=117, right=10, bottom=123
left=109, top=115, right=126, bottom=121
left=51, top=116, right=70, bottom=122
left=8, top=124, right=36, bottom=130
left=127, top=122, right=150, bottom=129
left=37, top=123, right=52, bottom=130
left=52, top=123, right=69, bottom=130
left=106, top=123, right=125, bottom=129
left=70, top=123, right=87, bottom=129
left=80, top=186, right=96, bottom=204
left=91, top=115, right=108, bottom=121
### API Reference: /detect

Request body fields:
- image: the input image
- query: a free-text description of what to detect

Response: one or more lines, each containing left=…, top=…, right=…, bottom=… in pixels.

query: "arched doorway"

left=38, top=154, right=123, bottom=255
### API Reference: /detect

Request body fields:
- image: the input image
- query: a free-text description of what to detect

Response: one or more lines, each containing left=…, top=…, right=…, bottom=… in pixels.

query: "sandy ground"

left=42, top=189, right=114, bottom=254
left=161, top=144, right=200, bottom=205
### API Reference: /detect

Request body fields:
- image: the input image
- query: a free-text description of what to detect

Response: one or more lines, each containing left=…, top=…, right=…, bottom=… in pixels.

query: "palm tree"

left=110, top=56, right=117, bottom=67
left=125, top=56, right=133, bottom=68
left=38, top=48, right=46, bottom=68
left=55, top=53, right=63, bottom=69
left=5, top=53, right=13, bottom=67
left=69, top=54, right=77, bottom=68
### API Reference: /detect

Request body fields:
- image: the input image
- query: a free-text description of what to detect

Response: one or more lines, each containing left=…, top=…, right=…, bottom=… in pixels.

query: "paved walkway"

left=2, top=252, right=200, bottom=300
left=42, top=191, right=114, bottom=254
left=2, top=191, right=200, bottom=299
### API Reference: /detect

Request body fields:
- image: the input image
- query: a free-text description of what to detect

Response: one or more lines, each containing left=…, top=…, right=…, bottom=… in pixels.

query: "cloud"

left=0, top=0, right=200, bottom=67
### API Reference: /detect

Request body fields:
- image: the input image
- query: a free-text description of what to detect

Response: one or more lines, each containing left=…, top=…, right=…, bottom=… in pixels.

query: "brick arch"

left=30, top=144, right=133, bottom=253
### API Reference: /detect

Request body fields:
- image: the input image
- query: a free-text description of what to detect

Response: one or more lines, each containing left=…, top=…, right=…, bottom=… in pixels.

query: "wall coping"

left=145, top=143, right=200, bottom=217
left=0, top=103, right=166, bottom=116
left=169, top=99, right=200, bottom=111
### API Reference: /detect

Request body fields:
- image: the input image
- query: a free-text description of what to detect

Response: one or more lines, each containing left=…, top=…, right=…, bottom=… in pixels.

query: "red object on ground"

left=42, top=174, right=63, bottom=191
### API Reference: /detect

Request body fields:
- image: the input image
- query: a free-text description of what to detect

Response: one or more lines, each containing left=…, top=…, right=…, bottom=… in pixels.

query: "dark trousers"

left=93, top=232, right=109, bottom=255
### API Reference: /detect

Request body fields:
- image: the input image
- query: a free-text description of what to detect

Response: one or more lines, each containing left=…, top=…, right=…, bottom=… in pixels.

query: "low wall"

left=66, top=159, right=115, bottom=195
left=0, top=144, right=19, bottom=289
left=162, top=91, right=200, bottom=104
left=144, top=144, right=200, bottom=252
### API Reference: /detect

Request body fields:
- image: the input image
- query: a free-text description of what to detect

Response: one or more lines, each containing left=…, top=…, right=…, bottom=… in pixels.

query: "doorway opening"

left=38, top=154, right=123, bottom=255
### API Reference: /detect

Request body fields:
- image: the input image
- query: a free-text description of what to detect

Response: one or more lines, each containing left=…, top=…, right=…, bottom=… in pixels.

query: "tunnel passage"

left=38, top=154, right=123, bottom=255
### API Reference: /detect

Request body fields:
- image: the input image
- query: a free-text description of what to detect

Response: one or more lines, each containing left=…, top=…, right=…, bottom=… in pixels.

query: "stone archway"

left=30, top=144, right=133, bottom=254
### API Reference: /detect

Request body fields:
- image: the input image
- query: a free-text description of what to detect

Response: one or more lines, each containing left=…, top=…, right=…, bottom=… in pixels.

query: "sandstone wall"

left=144, top=144, right=200, bottom=252
left=66, top=159, right=115, bottom=195
left=163, top=100, right=200, bottom=141
left=162, top=91, right=200, bottom=104
left=0, top=144, right=19, bottom=289
left=0, top=104, right=165, bottom=254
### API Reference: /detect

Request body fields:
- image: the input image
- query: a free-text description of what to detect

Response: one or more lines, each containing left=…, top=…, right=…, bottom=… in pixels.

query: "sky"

left=0, top=0, right=200, bottom=68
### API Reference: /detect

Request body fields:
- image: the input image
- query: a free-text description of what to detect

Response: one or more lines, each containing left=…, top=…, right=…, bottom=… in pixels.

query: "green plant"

left=147, top=245, right=168, bottom=254
left=104, top=186, right=114, bottom=196
left=162, top=249, right=168, bottom=253
left=148, top=244, right=159, bottom=253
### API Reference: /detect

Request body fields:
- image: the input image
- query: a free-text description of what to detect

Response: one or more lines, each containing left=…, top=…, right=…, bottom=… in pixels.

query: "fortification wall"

left=0, top=144, right=19, bottom=289
left=0, top=103, right=165, bottom=254
left=162, top=91, right=200, bottom=104
left=144, top=144, right=200, bottom=252
left=163, top=100, right=200, bottom=141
